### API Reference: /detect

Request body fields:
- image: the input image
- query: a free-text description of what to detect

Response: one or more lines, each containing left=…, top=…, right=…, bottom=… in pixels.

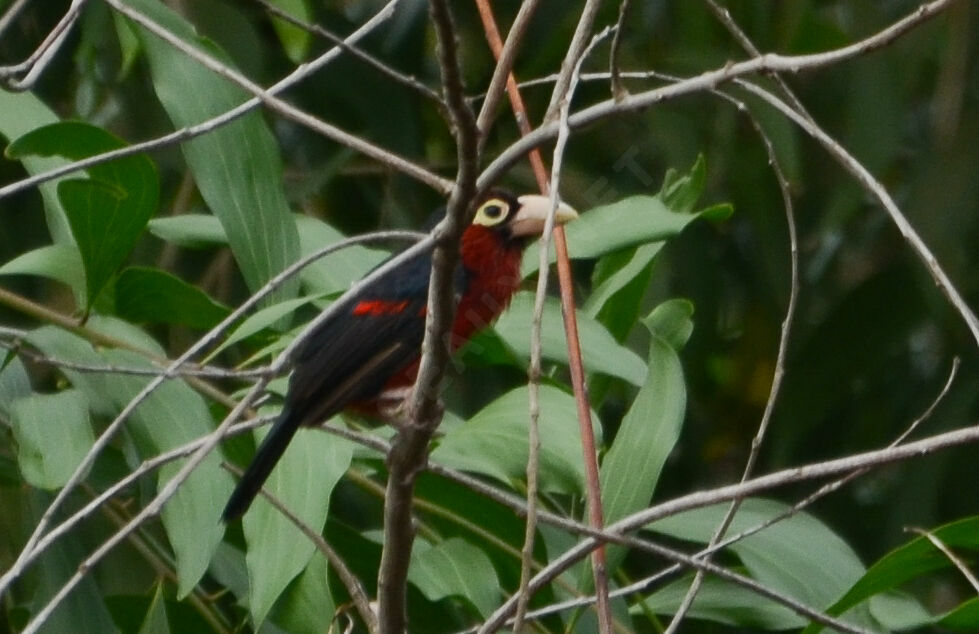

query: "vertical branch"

left=473, top=2, right=613, bottom=632
left=377, top=1, right=479, bottom=632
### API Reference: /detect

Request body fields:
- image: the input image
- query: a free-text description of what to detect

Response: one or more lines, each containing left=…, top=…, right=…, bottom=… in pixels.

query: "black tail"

left=222, top=407, right=301, bottom=522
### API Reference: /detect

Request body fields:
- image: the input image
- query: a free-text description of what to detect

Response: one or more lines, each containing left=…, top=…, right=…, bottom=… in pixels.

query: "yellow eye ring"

left=472, top=198, right=509, bottom=226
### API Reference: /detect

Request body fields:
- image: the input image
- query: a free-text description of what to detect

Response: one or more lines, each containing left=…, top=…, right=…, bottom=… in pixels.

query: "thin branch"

left=664, top=79, right=802, bottom=634
left=0, top=0, right=451, bottom=205
left=473, top=0, right=542, bottom=142
left=377, top=1, right=480, bottom=631
left=0, top=0, right=30, bottom=41
left=609, top=0, right=632, bottom=100
left=543, top=0, right=603, bottom=122
left=0, top=0, right=88, bottom=87
left=478, top=0, right=956, bottom=192
left=737, top=77, right=979, bottom=348
left=253, top=0, right=445, bottom=109
left=100, top=0, right=453, bottom=195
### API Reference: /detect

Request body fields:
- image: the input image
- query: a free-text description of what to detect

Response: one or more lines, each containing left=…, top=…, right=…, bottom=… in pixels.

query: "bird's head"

left=468, top=189, right=578, bottom=245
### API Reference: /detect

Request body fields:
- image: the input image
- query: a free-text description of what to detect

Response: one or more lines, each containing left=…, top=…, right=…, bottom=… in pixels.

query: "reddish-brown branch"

left=473, top=0, right=612, bottom=629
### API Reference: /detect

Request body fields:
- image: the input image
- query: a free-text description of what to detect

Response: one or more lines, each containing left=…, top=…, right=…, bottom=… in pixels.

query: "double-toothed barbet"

left=222, top=190, right=577, bottom=521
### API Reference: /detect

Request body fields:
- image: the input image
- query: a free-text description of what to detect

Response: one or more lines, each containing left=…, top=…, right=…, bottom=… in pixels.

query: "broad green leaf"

left=803, top=516, right=979, bottom=633
left=0, top=244, right=85, bottom=295
left=639, top=573, right=805, bottom=630
left=127, top=0, right=300, bottom=304
left=651, top=498, right=875, bottom=629
left=0, top=88, right=71, bottom=243
left=137, top=583, right=170, bottom=634
left=98, top=344, right=232, bottom=599
left=243, top=425, right=354, bottom=626
left=147, top=214, right=226, bottom=248
left=869, top=592, right=934, bottom=631
left=521, top=195, right=699, bottom=277
left=114, top=266, right=230, bottom=330
left=10, top=390, right=94, bottom=490
left=584, top=242, right=663, bottom=319
left=206, top=293, right=327, bottom=362
left=493, top=292, right=647, bottom=386
left=294, top=214, right=389, bottom=294
left=9, top=121, right=159, bottom=309
left=597, top=322, right=686, bottom=579
left=409, top=538, right=500, bottom=618
left=432, top=385, right=600, bottom=495
left=274, top=551, right=336, bottom=634
left=267, top=0, right=312, bottom=63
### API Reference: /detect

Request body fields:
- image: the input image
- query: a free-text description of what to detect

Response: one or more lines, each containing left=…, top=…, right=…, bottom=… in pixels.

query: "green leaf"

left=114, top=266, right=230, bottom=330
left=147, top=214, right=226, bottom=248
left=651, top=498, right=874, bottom=630
left=0, top=244, right=85, bottom=297
left=660, top=154, right=707, bottom=214
left=266, top=0, right=312, bottom=64
left=243, top=426, right=354, bottom=626
left=643, top=298, right=695, bottom=350
left=10, top=390, right=94, bottom=490
left=206, top=293, right=327, bottom=362
left=941, top=597, right=979, bottom=630
left=127, top=0, right=301, bottom=305
left=639, top=572, right=805, bottom=629
left=585, top=242, right=663, bottom=320
left=521, top=195, right=700, bottom=277
left=274, top=552, right=337, bottom=634
left=803, top=516, right=979, bottom=633
left=432, top=385, right=600, bottom=495
left=409, top=538, right=500, bottom=618
left=137, top=583, right=170, bottom=634
left=294, top=214, right=389, bottom=294
left=0, top=357, right=32, bottom=421
left=493, top=292, right=647, bottom=386
left=0, top=88, right=72, bottom=243
left=598, top=325, right=686, bottom=579
left=10, top=121, right=159, bottom=309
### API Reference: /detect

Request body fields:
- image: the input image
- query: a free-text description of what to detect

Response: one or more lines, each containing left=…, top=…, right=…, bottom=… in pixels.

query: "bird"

left=222, top=190, right=577, bottom=521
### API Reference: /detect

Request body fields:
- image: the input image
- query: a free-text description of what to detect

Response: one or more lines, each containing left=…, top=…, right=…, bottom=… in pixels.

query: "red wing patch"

left=352, top=299, right=411, bottom=316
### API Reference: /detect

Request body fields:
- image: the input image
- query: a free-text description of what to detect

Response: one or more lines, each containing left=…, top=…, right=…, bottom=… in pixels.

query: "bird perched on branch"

left=222, top=190, right=577, bottom=521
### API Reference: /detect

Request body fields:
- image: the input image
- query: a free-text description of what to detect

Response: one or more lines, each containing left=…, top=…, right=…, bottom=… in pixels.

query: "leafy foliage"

left=0, top=1, right=977, bottom=633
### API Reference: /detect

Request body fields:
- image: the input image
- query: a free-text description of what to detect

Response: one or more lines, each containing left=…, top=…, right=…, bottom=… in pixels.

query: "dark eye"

left=483, top=204, right=503, bottom=219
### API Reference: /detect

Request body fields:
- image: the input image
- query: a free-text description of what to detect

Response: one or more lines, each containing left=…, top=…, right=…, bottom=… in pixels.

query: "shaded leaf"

left=243, top=425, right=354, bottom=626
left=10, top=390, right=94, bottom=489
left=127, top=0, right=300, bottom=304
left=274, top=551, right=337, bottom=634
left=0, top=244, right=85, bottom=296
left=114, top=266, right=230, bottom=330
left=493, top=292, right=647, bottom=386
left=137, top=583, right=170, bottom=634
left=409, top=538, right=500, bottom=618
left=432, top=385, right=600, bottom=495
left=147, top=214, right=226, bottom=248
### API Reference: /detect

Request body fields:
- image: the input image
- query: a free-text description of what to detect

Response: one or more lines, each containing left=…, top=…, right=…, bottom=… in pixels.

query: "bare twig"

left=664, top=79, right=802, bottom=634
left=543, top=0, right=603, bottom=122
left=376, top=1, right=479, bottom=632
left=0, top=0, right=30, bottom=41
left=253, top=0, right=444, bottom=109
left=0, top=0, right=88, bottom=87
left=478, top=0, right=956, bottom=192
left=101, top=0, right=454, bottom=195
left=609, top=0, right=632, bottom=100
left=738, top=78, right=979, bottom=348
left=474, top=0, right=542, bottom=142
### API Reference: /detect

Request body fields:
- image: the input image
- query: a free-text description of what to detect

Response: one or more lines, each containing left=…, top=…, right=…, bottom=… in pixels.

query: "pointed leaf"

left=114, top=266, right=230, bottom=330
left=126, top=0, right=300, bottom=304
left=0, top=244, right=85, bottom=295
left=243, top=427, right=353, bottom=625
left=409, top=538, right=500, bottom=618
left=432, top=385, right=600, bottom=495
left=493, top=292, right=647, bottom=386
